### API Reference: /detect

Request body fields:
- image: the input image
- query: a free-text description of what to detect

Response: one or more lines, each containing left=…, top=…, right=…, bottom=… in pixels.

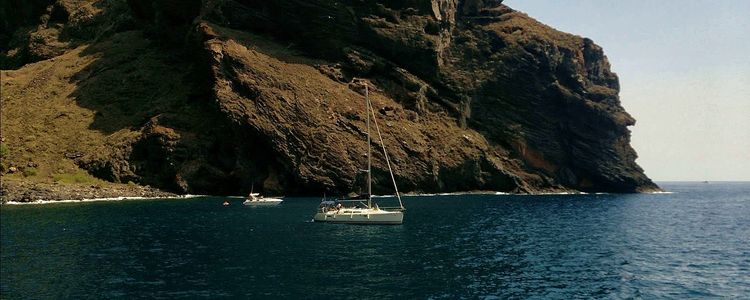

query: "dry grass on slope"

left=1, top=30, right=191, bottom=184
left=484, top=8, right=584, bottom=49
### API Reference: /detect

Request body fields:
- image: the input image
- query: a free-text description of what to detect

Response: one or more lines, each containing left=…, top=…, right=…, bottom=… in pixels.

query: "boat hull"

left=313, top=209, right=403, bottom=224
left=243, top=199, right=283, bottom=205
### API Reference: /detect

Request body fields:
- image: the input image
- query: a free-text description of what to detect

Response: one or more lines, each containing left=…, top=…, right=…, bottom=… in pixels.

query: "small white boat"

left=313, top=81, right=404, bottom=224
left=243, top=193, right=283, bottom=205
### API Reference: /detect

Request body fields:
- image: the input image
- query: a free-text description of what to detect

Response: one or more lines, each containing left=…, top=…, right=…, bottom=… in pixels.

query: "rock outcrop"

left=0, top=0, right=659, bottom=196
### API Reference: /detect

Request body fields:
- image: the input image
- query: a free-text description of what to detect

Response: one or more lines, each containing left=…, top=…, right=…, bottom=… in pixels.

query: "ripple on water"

left=1, top=183, right=749, bottom=298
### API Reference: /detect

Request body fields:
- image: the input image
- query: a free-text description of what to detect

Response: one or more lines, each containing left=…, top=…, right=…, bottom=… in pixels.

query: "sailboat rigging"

left=313, top=81, right=405, bottom=224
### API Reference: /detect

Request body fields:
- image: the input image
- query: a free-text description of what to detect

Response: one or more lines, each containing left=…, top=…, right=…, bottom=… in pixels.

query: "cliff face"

left=0, top=0, right=659, bottom=196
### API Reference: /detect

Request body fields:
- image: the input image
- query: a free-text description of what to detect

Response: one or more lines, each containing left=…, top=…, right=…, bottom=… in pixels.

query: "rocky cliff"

left=0, top=0, right=659, bottom=197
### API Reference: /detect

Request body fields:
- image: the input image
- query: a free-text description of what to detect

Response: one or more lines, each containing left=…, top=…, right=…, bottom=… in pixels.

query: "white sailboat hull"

left=313, top=208, right=403, bottom=224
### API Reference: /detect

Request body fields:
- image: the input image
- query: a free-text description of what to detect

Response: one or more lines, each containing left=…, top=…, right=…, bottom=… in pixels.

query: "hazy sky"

left=504, top=0, right=750, bottom=181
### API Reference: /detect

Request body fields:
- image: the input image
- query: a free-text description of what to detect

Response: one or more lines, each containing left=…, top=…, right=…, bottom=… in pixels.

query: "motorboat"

left=243, top=193, right=283, bottom=205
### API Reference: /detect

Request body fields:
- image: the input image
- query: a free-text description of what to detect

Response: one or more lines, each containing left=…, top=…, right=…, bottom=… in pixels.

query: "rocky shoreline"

left=1, top=177, right=664, bottom=204
left=0, top=178, right=177, bottom=203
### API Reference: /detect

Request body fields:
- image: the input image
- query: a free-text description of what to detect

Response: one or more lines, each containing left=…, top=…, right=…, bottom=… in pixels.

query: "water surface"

left=2, top=182, right=749, bottom=298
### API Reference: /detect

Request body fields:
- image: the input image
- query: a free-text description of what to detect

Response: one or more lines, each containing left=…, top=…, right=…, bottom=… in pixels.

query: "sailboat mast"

left=366, top=84, right=372, bottom=208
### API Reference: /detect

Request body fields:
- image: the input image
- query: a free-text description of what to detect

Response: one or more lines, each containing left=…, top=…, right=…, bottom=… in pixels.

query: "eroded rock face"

left=1, top=0, right=658, bottom=195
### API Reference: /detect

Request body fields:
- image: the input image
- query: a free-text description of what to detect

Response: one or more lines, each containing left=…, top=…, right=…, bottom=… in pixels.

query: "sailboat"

left=243, top=184, right=283, bottom=205
left=313, top=82, right=405, bottom=224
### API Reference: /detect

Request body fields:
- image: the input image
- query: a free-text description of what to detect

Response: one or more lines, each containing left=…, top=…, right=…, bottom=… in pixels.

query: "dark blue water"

left=2, top=182, right=749, bottom=298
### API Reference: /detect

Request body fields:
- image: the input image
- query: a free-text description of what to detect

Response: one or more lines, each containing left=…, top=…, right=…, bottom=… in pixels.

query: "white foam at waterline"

left=496, top=191, right=589, bottom=196
left=403, top=191, right=613, bottom=196
left=399, top=192, right=478, bottom=197
left=400, top=191, right=514, bottom=197
left=4, top=194, right=207, bottom=205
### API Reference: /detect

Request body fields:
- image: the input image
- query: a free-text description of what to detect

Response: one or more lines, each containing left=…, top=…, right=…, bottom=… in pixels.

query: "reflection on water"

left=2, top=182, right=749, bottom=298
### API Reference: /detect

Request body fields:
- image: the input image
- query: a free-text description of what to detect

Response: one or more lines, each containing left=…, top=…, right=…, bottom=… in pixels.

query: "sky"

left=504, top=0, right=750, bottom=181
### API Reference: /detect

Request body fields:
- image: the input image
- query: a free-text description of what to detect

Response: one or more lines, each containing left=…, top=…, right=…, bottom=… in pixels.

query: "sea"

left=1, top=182, right=748, bottom=298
